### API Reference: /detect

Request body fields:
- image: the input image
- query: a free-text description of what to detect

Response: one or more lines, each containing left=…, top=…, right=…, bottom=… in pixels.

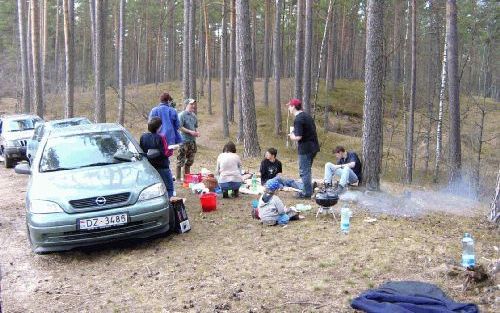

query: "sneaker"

left=294, top=192, right=311, bottom=199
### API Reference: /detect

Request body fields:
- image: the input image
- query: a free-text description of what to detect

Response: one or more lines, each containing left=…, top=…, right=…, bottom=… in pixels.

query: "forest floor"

left=0, top=81, right=499, bottom=312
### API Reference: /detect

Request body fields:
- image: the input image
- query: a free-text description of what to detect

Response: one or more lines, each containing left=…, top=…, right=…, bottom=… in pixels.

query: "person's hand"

left=190, top=130, right=200, bottom=137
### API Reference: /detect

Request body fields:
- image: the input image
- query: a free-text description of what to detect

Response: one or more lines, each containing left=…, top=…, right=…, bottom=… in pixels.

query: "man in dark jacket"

left=286, top=98, right=320, bottom=199
left=324, top=145, right=362, bottom=194
left=140, top=117, right=174, bottom=197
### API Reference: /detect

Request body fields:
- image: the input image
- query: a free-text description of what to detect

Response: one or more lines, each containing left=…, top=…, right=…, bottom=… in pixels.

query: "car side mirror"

left=15, top=163, right=31, bottom=175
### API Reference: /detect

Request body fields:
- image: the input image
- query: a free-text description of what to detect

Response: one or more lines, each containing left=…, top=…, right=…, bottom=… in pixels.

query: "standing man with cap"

left=286, top=98, right=320, bottom=199
left=177, top=98, right=200, bottom=179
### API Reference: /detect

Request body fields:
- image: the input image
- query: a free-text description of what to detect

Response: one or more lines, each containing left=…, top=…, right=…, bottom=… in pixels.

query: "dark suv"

left=0, top=114, right=43, bottom=168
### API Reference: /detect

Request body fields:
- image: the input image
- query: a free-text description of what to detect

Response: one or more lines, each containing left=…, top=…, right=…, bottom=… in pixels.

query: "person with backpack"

left=140, top=117, right=174, bottom=197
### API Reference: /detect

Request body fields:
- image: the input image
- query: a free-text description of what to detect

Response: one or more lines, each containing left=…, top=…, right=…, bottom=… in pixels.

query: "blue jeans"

left=298, top=152, right=316, bottom=196
left=272, top=176, right=304, bottom=190
left=277, top=213, right=290, bottom=225
left=157, top=167, right=174, bottom=198
left=324, top=162, right=358, bottom=187
left=219, top=182, right=242, bottom=191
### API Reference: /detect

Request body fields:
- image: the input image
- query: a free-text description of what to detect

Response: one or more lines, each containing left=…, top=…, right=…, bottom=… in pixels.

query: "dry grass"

left=0, top=80, right=498, bottom=312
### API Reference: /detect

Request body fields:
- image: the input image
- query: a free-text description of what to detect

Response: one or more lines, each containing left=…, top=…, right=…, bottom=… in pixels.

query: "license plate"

left=78, top=213, right=128, bottom=230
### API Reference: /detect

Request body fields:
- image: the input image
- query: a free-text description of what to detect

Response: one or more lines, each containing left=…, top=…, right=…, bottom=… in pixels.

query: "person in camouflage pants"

left=177, top=99, right=200, bottom=180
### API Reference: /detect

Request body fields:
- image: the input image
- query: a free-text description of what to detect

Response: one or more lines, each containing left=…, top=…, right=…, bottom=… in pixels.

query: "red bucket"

left=184, top=173, right=202, bottom=184
left=200, top=192, right=217, bottom=212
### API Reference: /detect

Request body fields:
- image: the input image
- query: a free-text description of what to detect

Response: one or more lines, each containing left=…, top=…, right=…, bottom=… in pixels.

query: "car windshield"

left=39, top=131, right=140, bottom=173
left=51, top=119, right=91, bottom=129
left=5, top=118, right=38, bottom=132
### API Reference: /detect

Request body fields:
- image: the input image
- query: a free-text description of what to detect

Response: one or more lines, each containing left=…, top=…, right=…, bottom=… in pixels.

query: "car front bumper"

left=4, top=146, right=27, bottom=160
left=27, top=196, right=171, bottom=253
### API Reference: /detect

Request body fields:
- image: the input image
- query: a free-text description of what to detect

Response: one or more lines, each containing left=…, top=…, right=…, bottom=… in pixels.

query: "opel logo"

left=95, top=196, right=107, bottom=206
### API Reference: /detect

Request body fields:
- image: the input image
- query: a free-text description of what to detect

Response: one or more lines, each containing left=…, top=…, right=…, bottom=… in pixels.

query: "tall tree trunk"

left=362, top=0, right=384, bottom=191
left=42, top=0, right=48, bottom=94
left=263, top=0, right=270, bottom=107
left=391, top=0, right=402, bottom=118
left=17, top=0, right=30, bottom=113
left=236, top=0, right=260, bottom=157
left=113, top=3, right=119, bottom=87
left=117, top=0, right=125, bottom=125
left=63, top=0, right=74, bottom=118
left=54, top=0, right=61, bottom=90
left=182, top=0, right=190, bottom=98
left=434, top=40, right=447, bottom=182
left=89, top=0, right=96, bottom=74
left=228, top=0, right=236, bottom=122
left=220, top=0, right=229, bottom=137
left=313, top=0, right=333, bottom=116
left=405, top=0, right=416, bottom=184
left=203, top=0, right=212, bottom=115
left=446, top=0, right=461, bottom=186
left=325, top=4, right=336, bottom=93
left=294, top=0, right=304, bottom=99
left=273, top=0, right=283, bottom=136
left=189, top=0, right=196, bottom=98
left=30, top=0, right=43, bottom=118
left=94, top=0, right=107, bottom=123
left=302, top=0, right=312, bottom=114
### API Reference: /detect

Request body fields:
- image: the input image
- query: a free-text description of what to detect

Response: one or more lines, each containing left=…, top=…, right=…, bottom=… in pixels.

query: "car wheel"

left=5, top=155, right=14, bottom=168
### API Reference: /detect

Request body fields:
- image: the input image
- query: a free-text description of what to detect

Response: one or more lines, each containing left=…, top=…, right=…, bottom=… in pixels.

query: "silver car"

left=26, top=117, right=91, bottom=164
left=15, top=123, right=173, bottom=253
left=0, top=114, right=43, bottom=168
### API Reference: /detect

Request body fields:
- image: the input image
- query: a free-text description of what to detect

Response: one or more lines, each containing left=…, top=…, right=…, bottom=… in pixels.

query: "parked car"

left=15, top=123, right=174, bottom=254
left=27, top=117, right=91, bottom=164
left=0, top=114, right=43, bottom=168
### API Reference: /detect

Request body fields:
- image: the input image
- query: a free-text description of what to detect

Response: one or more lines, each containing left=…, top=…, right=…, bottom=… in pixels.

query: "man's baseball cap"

left=183, top=98, right=196, bottom=106
left=286, top=98, right=301, bottom=107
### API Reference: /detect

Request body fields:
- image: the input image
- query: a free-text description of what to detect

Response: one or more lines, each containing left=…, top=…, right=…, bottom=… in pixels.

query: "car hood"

left=3, top=130, right=34, bottom=141
left=29, top=161, right=161, bottom=208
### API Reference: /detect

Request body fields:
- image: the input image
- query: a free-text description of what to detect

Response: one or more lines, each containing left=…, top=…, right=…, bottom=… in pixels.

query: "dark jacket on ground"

left=351, top=281, right=478, bottom=313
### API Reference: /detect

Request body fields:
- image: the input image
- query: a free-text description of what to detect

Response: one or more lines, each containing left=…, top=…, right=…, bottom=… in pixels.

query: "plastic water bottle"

left=461, top=233, right=475, bottom=268
left=252, top=174, right=257, bottom=191
left=340, top=207, right=352, bottom=234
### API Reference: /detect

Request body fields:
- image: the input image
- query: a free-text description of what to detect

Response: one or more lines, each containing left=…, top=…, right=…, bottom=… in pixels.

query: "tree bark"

left=446, top=0, right=462, bottom=186
left=236, top=0, right=260, bottom=157
left=391, top=0, right=402, bottom=118
left=118, top=0, right=125, bottom=125
left=325, top=4, right=336, bottom=93
left=17, top=0, right=30, bottom=113
left=94, top=0, right=107, bottom=123
left=203, top=1, right=212, bottom=115
left=294, top=0, right=304, bottom=99
left=89, top=0, right=96, bottom=74
left=63, top=0, right=74, bottom=118
left=182, top=0, right=190, bottom=98
left=434, top=39, right=447, bottom=183
left=189, top=0, right=196, bottom=98
left=273, top=0, right=283, bottom=136
left=228, top=0, right=236, bottom=122
left=302, top=0, right=312, bottom=114
left=30, top=0, right=43, bottom=118
left=263, top=0, right=271, bottom=107
left=405, top=0, right=416, bottom=184
left=42, top=0, right=48, bottom=94
left=220, top=0, right=229, bottom=137
left=362, top=0, right=384, bottom=191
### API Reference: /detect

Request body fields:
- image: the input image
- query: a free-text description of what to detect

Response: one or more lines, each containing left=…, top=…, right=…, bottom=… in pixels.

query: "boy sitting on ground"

left=260, top=148, right=306, bottom=191
left=258, top=179, right=301, bottom=226
left=323, top=145, right=362, bottom=194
